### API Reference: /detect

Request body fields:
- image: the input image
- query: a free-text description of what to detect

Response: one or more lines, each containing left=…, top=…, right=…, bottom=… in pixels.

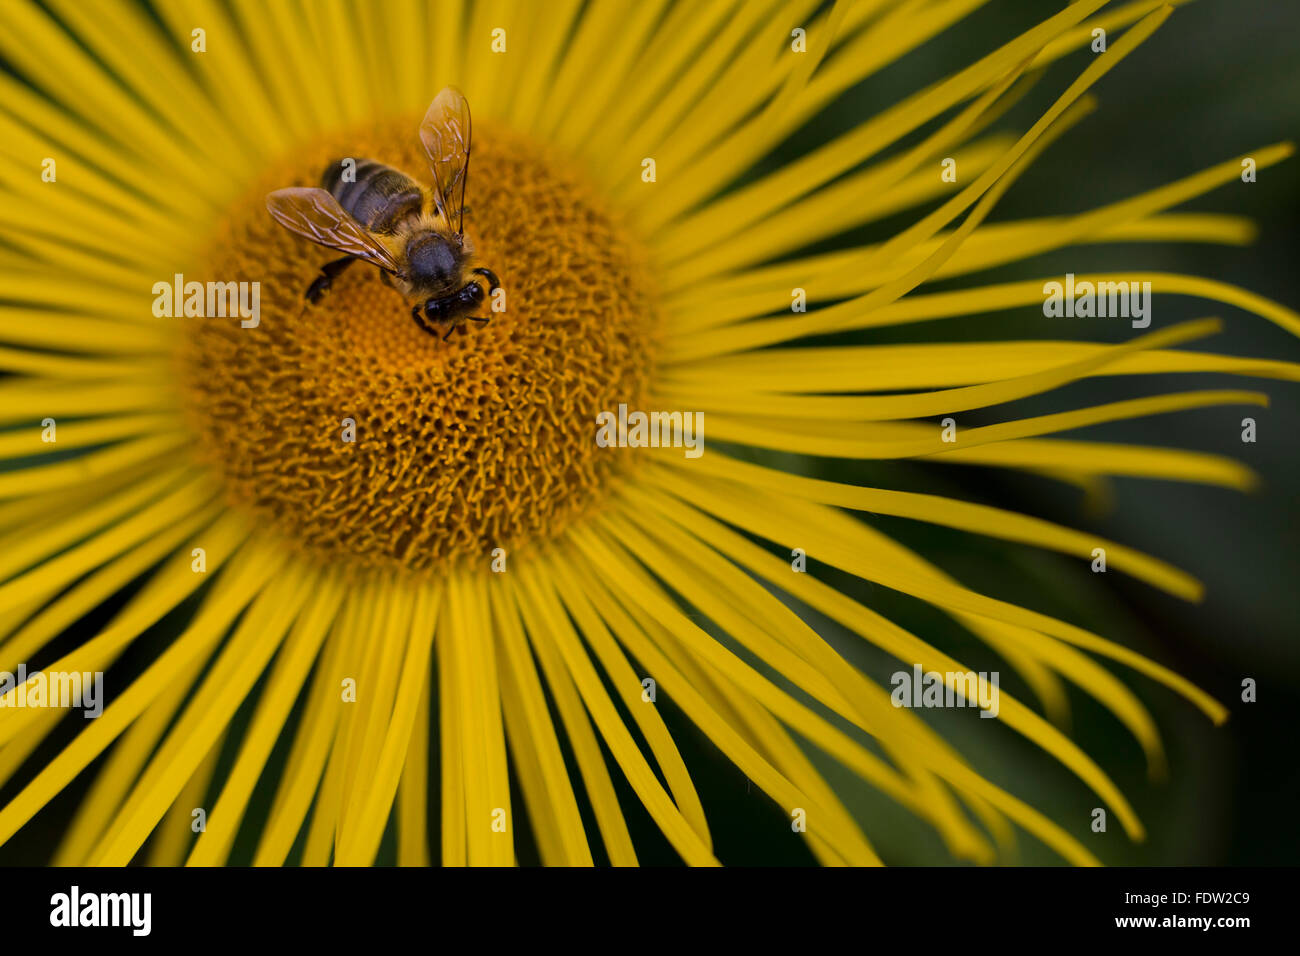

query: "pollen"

left=178, top=119, right=658, bottom=571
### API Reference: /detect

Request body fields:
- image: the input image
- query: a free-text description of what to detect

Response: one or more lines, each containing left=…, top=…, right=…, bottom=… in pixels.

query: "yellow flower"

left=0, top=0, right=1294, bottom=866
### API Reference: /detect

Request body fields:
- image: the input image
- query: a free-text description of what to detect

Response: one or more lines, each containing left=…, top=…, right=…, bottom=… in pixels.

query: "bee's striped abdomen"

left=322, top=158, right=423, bottom=235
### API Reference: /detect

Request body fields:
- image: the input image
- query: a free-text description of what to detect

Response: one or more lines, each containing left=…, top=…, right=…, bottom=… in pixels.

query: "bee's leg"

left=305, top=255, right=357, bottom=304
left=441, top=323, right=458, bottom=342
left=409, top=304, right=441, bottom=338
left=465, top=316, right=490, bottom=324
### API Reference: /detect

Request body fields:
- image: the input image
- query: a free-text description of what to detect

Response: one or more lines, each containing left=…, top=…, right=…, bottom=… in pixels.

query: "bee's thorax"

left=406, top=232, right=460, bottom=284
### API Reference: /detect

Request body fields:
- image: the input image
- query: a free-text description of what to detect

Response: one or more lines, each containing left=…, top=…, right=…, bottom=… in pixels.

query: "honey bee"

left=266, top=87, right=500, bottom=340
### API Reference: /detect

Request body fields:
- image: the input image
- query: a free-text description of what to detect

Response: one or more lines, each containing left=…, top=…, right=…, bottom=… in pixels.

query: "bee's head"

left=422, top=280, right=484, bottom=322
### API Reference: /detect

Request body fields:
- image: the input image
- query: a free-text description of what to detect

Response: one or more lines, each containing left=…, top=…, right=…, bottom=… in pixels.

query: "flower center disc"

left=180, top=120, right=656, bottom=571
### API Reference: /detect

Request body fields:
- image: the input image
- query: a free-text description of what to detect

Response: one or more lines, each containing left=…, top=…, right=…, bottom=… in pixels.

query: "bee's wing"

left=266, top=187, right=403, bottom=275
left=418, top=87, right=472, bottom=235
